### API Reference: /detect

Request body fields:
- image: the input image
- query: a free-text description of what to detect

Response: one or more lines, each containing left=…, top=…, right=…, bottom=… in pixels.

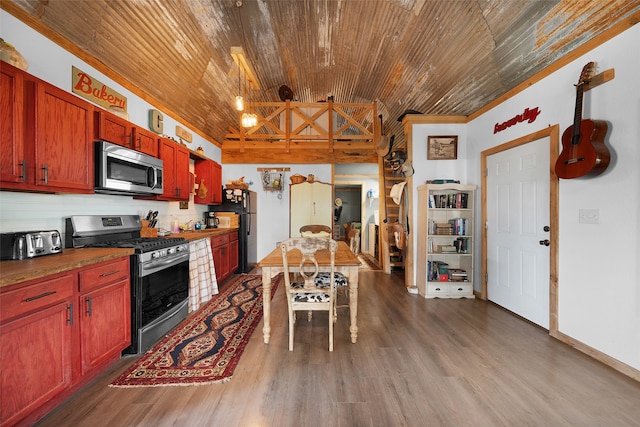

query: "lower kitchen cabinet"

left=0, top=276, right=74, bottom=427
left=229, top=233, right=239, bottom=274
left=0, top=257, right=131, bottom=426
left=211, top=231, right=239, bottom=281
left=78, top=258, right=131, bottom=376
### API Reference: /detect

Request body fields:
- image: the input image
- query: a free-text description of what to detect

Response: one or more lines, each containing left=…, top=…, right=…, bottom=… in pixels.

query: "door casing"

left=480, top=125, right=559, bottom=335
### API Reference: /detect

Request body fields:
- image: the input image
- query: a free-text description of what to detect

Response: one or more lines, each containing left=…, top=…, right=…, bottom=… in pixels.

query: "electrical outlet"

left=579, top=209, right=599, bottom=224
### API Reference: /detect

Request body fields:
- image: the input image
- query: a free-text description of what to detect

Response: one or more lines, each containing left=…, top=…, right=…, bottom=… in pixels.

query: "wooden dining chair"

left=299, top=224, right=332, bottom=237
left=279, top=237, right=338, bottom=351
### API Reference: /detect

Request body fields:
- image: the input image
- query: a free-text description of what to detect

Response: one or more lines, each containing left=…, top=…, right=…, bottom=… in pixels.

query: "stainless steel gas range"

left=65, top=215, right=189, bottom=354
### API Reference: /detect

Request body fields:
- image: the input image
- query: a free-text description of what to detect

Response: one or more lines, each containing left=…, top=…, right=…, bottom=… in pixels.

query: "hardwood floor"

left=36, top=270, right=640, bottom=427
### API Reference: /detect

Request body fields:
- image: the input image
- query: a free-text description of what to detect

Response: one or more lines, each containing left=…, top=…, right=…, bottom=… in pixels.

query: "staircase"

left=379, top=153, right=406, bottom=273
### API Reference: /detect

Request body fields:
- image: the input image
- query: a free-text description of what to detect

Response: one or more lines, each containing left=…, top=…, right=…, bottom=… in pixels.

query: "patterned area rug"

left=110, top=274, right=279, bottom=387
left=358, top=253, right=381, bottom=271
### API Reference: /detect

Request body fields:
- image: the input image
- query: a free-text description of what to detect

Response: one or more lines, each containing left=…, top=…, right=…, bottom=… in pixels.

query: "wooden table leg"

left=262, top=268, right=272, bottom=344
left=348, top=266, right=358, bottom=343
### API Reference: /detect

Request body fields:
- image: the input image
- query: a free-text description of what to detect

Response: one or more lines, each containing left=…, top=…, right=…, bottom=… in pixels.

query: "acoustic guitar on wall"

left=555, top=62, right=610, bottom=179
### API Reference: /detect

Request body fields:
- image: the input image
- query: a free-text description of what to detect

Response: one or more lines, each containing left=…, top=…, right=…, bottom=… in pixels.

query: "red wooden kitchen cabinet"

left=77, top=258, right=131, bottom=376
left=194, top=158, right=222, bottom=205
left=229, top=231, right=239, bottom=274
left=0, top=273, right=75, bottom=427
left=0, top=257, right=131, bottom=426
left=152, top=137, right=191, bottom=201
left=132, top=126, right=158, bottom=157
left=94, top=109, right=158, bottom=157
left=0, top=62, right=25, bottom=185
left=1, top=63, right=94, bottom=193
left=210, top=231, right=238, bottom=281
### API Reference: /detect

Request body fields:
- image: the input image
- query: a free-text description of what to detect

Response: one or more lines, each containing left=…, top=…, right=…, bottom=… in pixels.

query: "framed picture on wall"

left=427, top=136, right=458, bottom=160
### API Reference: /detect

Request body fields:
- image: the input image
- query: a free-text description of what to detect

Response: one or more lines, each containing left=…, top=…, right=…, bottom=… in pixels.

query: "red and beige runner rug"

left=110, top=274, right=279, bottom=387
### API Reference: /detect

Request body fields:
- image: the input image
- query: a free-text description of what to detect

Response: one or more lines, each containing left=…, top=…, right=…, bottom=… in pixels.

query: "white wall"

left=0, top=11, right=221, bottom=235
left=408, top=123, right=468, bottom=288
left=461, top=25, right=639, bottom=371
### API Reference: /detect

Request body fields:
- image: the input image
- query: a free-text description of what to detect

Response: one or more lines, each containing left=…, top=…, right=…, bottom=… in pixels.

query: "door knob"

left=543, top=226, right=550, bottom=232
left=539, top=239, right=550, bottom=246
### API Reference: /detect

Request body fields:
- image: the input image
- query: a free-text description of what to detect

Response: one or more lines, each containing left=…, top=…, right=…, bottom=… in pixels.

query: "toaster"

left=0, top=230, right=63, bottom=260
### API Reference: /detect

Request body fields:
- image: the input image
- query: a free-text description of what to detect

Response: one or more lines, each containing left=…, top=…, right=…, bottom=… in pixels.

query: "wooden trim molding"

left=480, top=125, right=560, bottom=336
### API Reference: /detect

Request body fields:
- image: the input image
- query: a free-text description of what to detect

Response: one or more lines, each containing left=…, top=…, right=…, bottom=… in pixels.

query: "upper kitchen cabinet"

left=157, top=137, right=191, bottom=201
left=94, top=109, right=158, bottom=157
left=193, top=158, right=222, bottom=205
left=0, top=62, right=25, bottom=185
left=289, top=181, right=333, bottom=237
left=1, top=63, right=94, bottom=194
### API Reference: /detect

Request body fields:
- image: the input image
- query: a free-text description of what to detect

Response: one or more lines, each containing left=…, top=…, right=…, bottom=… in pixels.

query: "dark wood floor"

left=37, top=270, right=640, bottom=426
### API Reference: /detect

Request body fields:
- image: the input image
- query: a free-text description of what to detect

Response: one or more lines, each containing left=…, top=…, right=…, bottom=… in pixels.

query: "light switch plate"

left=579, top=209, right=599, bottom=224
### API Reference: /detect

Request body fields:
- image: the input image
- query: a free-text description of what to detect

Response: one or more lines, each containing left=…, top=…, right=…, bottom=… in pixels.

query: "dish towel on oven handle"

left=188, top=238, right=219, bottom=312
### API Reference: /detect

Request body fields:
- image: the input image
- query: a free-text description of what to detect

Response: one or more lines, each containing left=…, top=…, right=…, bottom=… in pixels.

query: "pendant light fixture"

left=232, top=1, right=259, bottom=128
left=235, top=60, right=244, bottom=111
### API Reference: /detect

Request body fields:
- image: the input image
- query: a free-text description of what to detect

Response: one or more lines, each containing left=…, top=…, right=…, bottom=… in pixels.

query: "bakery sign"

left=493, top=106, right=540, bottom=134
left=72, top=66, right=127, bottom=111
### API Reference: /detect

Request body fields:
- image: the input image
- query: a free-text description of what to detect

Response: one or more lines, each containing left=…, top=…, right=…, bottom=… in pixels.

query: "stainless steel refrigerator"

left=208, top=189, right=257, bottom=273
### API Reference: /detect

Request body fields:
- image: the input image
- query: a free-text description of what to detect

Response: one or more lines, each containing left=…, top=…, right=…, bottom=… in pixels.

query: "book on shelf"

left=427, top=261, right=449, bottom=281
left=426, top=179, right=460, bottom=184
left=448, top=268, right=468, bottom=281
left=431, top=192, right=469, bottom=209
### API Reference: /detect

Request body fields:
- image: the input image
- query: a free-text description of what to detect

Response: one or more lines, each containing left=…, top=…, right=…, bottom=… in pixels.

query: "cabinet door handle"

left=19, top=160, right=26, bottom=182
left=100, top=270, right=120, bottom=277
left=41, top=164, right=49, bottom=184
left=67, top=303, right=73, bottom=325
left=86, top=296, right=93, bottom=316
left=24, top=290, right=57, bottom=302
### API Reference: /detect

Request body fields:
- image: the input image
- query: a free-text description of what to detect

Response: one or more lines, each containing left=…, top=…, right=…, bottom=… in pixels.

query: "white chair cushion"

left=290, top=281, right=331, bottom=302
left=315, top=272, right=348, bottom=287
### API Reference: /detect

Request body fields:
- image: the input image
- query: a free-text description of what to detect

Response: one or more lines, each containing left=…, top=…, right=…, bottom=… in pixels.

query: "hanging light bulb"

left=241, top=112, right=257, bottom=128
left=235, top=60, right=244, bottom=111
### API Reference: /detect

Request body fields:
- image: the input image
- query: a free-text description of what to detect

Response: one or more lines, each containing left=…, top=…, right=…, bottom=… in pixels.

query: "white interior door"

left=486, top=137, right=550, bottom=328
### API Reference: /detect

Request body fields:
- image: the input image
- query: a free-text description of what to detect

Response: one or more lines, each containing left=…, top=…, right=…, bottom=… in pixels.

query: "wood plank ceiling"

left=3, top=0, right=639, bottom=163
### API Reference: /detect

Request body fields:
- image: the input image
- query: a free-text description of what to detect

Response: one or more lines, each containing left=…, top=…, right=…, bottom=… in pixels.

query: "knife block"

left=140, top=220, right=158, bottom=238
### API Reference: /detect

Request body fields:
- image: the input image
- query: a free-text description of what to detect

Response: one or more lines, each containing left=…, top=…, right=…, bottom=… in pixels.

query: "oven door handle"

left=140, top=253, right=189, bottom=277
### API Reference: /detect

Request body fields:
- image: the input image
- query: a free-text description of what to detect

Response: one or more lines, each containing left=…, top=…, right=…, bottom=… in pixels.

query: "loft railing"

left=223, top=100, right=380, bottom=152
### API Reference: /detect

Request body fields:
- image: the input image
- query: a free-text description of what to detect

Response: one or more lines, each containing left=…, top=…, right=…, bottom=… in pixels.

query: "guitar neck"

left=571, top=84, right=585, bottom=145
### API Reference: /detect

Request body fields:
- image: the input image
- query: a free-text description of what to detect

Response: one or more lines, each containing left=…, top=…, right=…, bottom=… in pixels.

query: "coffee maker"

left=204, top=212, right=219, bottom=228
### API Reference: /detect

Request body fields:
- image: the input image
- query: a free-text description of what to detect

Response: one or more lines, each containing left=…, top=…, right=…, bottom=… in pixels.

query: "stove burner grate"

left=85, top=237, right=188, bottom=252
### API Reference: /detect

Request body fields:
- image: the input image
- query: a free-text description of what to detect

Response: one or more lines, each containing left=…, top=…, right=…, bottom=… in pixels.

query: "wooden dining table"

left=257, top=240, right=360, bottom=344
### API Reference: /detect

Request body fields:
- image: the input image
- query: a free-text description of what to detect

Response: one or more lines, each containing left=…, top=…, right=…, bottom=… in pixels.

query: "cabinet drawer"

left=1, top=274, right=74, bottom=321
left=427, top=283, right=449, bottom=298
left=78, top=257, right=130, bottom=293
left=211, top=233, right=230, bottom=248
left=448, top=282, right=474, bottom=298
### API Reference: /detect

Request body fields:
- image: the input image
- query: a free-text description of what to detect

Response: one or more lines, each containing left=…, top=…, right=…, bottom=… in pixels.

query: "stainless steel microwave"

left=95, top=141, right=163, bottom=195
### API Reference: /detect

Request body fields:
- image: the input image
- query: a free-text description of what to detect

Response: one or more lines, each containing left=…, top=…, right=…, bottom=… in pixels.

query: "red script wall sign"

left=494, top=107, right=541, bottom=134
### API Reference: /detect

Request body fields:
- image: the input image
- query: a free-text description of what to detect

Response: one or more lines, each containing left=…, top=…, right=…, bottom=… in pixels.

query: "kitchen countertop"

left=0, top=247, right=135, bottom=289
left=174, top=227, right=238, bottom=241
left=0, top=228, right=238, bottom=289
